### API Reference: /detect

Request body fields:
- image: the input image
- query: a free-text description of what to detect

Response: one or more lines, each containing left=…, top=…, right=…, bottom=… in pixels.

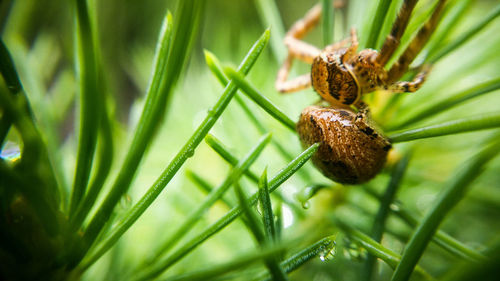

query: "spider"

left=278, top=0, right=447, bottom=184
left=276, top=0, right=446, bottom=111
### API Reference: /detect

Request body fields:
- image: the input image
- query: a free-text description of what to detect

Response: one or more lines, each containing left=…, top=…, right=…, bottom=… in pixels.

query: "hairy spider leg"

left=385, top=66, right=430, bottom=93
left=342, top=28, right=359, bottom=60
left=377, top=0, right=419, bottom=66
left=276, top=2, right=355, bottom=93
left=275, top=55, right=313, bottom=93
left=284, top=3, right=322, bottom=63
left=276, top=3, right=323, bottom=93
left=388, top=0, right=447, bottom=82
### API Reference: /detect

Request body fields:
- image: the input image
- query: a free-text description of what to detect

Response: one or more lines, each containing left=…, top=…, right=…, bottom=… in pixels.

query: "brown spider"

left=279, top=0, right=447, bottom=184
left=276, top=0, right=446, bottom=110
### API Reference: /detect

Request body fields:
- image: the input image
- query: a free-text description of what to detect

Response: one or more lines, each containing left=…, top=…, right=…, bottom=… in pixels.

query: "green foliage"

left=1, top=0, right=500, bottom=280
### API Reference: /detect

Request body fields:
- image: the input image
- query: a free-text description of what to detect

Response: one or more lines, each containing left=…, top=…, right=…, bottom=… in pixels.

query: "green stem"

left=256, top=235, right=337, bottom=281
left=253, top=0, right=286, bottom=61
left=390, top=77, right=500, bottom=130
left=204, top=50, right=309, bottom=181
left=362, top=186, right=486, bottom=262
left=74, top=1, right=207, bottom=266
left=0, top=39, right=25, bottom=148
left=77, top=29, right=270, bottom=270
left=234, top=181, right=288, bottom=281
left=336, top=219, right=433, bottom=281
left=143, top=134, right=271, bottom=266
left=365, top=0, right=392, bottom=48
left=389, top=112, right=500, bottom=143
left=163, top=244, right=288, bottom=281
left=70, top=0, right=102, bottom=215
left=424, top=0, right=472, bottom=61
left=363, top=153, right=411, bottom=281
left=205, top=134, right=305, bottom=217
left=390, top=202, right=486, bottom=262
left=259, top=168, right=277, bottom=241
left=132, top=143, right=319, bottom=281
left=428, top=4, right=500, bottom=63
left=391, top=139, right=500, bottom=281
left=321, top=0, right=334, bottom=46
left=69, top=106, right=114, bottom=232
left=224, top=67, right=296, bottom=132
left=278, top=235, right=336, bottom=276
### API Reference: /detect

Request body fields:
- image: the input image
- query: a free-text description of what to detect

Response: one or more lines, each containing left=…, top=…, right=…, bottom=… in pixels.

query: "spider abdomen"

left=296, top=105, right=391, bottom=184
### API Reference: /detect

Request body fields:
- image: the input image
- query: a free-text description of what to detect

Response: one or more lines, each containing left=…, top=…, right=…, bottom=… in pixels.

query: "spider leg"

left=354, top=100, right=371, bottom=118
left=344, top=28, right=359, bottom=58
left=275, top=54, right=312, bottom=93
left=376, top=0, right=419, bottom=66
left=286, top=3, right=322, bottom=40
left=276, top=3, right=325, bottom=93
left=388, top=0, right=447, bottom=82
left=385, top=65, right=430, bottom=93
left=285, top=38, right=321, bottom=64
left=283, top=3, right=323, bottom=63
left=324, top=37, right=350, bottom=52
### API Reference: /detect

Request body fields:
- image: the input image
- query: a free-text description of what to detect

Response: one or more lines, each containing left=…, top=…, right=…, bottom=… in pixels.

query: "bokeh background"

left=2, top=0, right=500, bottom=280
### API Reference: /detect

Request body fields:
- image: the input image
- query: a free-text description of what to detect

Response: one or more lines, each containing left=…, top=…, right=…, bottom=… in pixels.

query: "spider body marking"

left=297, top=105, right=391, bottom=184
left=277, top=0, right=447, bottom=184
left=276, top=0, right=446, bottom=110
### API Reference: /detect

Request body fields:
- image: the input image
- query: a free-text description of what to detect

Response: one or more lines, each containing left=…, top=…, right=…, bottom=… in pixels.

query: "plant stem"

left=143, top=134, right=271, bottom=266
left=224, top=67, right=296, bottom=132
left=362, top=185, right=486, bottom=262
left=0, top=39, right=25, bottom=148
left=74, top=1, right=206, bottom=266
left=205, top=134, right=305, bottom=217
left=259, top=168, right=277, bottom=241
left=428, top=4, right=500, bottom=63
left=70, top=0, right=101, bottom=215
left=363, top=153, right=411, bottom=281
left=391, top=138, right=500, bottom=281
left=69, top=106, right=114, bottom=232
left=78, top=28, right=270, bottom=271
left=389, top=77, right=500, bottom=130
left=132, top=143, right=319, bottom=281
left=321, top=0, right=334, bottom=46
left=365, top=0, right=392, bottom=49
left=204, top=50, right=310, bottom=181
left=253, top=0, right=286, bottom=61
left=257, top=235, right=337, bottom=281
left=389, top=112, right=500, bottom=143
left=336, top=219, right=433, bottom=281
left=163, top=244, right=288, bottom=281
left=235, top=180, right=288, bottom=281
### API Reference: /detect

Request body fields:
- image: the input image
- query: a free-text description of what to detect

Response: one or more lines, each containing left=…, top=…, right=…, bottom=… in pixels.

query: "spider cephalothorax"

left=311, top=48, right=361, bottom=106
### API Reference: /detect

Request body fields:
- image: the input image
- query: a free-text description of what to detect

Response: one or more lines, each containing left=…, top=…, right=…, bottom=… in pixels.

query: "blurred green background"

left=2, top=0, right=500, bottom=280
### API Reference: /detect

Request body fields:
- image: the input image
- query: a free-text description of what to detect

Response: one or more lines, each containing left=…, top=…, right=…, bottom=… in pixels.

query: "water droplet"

left=185, top=148, right=195, bottom=158
left=119, top=194, right=133, bottom=210
left=207, top=107, right=216, bottom=116
left=301, top=201, right=310, bottom=209
left=296, top=184, right=330, bottom=204
left=390, top=203, right=400, bottom=212
left=319, top=237, right=336, bottom=262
